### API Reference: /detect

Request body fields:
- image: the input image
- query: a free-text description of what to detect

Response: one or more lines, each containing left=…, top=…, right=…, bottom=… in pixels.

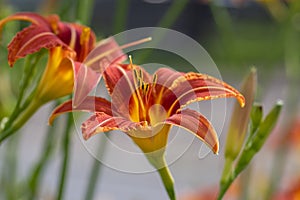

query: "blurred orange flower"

left=0, top=12, right=96, bottom=103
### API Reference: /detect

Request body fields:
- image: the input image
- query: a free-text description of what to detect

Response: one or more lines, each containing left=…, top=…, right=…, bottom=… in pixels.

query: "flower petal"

left=72, top=37, right=126, bottom=106
left=81, top=112, right=144, bottom=140
left=0, top=12, right=73, bottom=66
left=163, top=72, right=245, bottom=115
left=153, top=67, right=184, bottom=109
left=83, top=37, right=127, bottom=72
left=36, top=51, right=74, bottom=103
left=6, top=25, right=70, bottom=66
left=109, top=65, right=141, bottom=121
left=72, top=62, right=101, bottom=107
left=49, top=96, right=112, bottom=125
left=154, top=67, right=184, bottom=89
left=108, top=65, right=151, bottom=121
left=0, top=12, right=51, bottom=30
left=55, top=22, right=96, bottom=62
left=164, top=108, right=219, bottom=154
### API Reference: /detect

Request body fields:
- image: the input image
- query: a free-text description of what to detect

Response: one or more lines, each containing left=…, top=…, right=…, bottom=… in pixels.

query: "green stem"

left=220, top=157, right=233, bottom=185
left=0, top=98, right=42, bottom=144
left=76, top=0, right=95, bottom=25
left=57, top=113, right=73, bottom=200
left=3, top=52, right=44, bottom=132
left=84, top=133, right=109, bottom=200
left=158, top=165, right=175, bottom=200
left=28, top=103, right=60, bottom=199
left=113, top=0, right=129, bottom=34
left=2, top=133, right=20, bottom=200
left=219, top=102, right=282, bottom=200
left=146, top=151, right=176, bottom=200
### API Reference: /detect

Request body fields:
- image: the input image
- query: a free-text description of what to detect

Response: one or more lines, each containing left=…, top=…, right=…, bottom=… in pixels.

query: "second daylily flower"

left=0, top=12, right=96, bottom=103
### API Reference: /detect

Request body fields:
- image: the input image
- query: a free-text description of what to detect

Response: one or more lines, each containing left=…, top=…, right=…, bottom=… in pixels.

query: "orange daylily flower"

left=50, top=63, right=245, bottom=155
left=0, top=12, right=96, bottom=103
left=50, top=60, right=245, bottom=199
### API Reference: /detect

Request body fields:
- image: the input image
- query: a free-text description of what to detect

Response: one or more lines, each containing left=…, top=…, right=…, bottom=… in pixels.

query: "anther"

left=133, top=69, right=138, bottom=79
left=141, top=83, right=145, bottom=90
left=129, top=55, right=134, bottom=66
left=152, top=74, right=157, bottom=88
left=80, top=27, right=91, bottom=45
left=139, top=69, right=143, bottom=80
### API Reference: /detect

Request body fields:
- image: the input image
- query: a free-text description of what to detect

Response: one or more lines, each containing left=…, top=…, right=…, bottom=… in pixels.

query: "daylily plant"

left=50, top=58, right=245, bottom=199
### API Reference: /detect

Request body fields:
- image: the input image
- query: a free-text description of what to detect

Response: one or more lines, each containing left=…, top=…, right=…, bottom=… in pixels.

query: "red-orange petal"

left=164, top=108, right=219, bottom=154
left=162, top=72, right=245, bottom=115
left=0, top=12, right=51, bottom=30
left=81, top=112, right=144, bottom=140
left=72, top=62, right=101, bottom=107
left=154, top=67, right=184, bottom=90
left=83, top=37, right=127, bottom=72
left=49, top=96, right=112, bottom=125
left=7, top=25, right=69, bottom=66
left=55, top=22, right=96, bottom=62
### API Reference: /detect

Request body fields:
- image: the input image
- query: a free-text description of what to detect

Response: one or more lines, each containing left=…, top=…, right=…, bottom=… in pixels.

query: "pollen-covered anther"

left=80, top=27, right=91, bottom=45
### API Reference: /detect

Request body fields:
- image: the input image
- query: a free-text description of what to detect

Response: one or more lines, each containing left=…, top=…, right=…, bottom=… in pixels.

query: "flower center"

left=132, top=67, right=160, bottom=124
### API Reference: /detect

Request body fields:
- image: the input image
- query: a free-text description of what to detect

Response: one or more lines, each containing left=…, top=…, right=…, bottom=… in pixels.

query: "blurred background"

left=0, top=0, right=299, bottom=199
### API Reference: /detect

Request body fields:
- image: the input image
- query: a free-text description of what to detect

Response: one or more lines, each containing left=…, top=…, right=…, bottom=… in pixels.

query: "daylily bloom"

left=50, top=61, right=245, bottom=199
left=0, top=12, right=96, bottom=103
left=51, top=63, right=245, bottom=154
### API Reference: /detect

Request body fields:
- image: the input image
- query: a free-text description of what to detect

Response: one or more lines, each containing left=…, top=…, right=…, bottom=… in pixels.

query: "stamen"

left=129, top=55, right=133, bottom=67
left=85, top=37, right=152, bottom=67
left=80, top=27, right=91, bottom=45
left=152, top=74, right=157, bottom=86
left=137, top=79, right=141, bottom=88
left=133, top=68, right=138, bottom=80
left=145, top=84, right=149, bottom=92
left=68, top=26, right=77, bottom=50
left=139, top=69, right=143, bottom=81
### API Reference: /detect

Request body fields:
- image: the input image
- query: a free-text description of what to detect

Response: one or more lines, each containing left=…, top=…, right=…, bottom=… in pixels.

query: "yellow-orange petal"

left=35, top=47, right=74, bottom=103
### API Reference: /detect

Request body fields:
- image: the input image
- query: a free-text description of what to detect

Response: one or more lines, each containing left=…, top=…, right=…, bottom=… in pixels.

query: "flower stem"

left=146, top=151, right=176, bottom=200
left=57, top=113, right=73, bottom=200
left=0, top=51, right=45, bottom=144
left=84, top=133, right=109, bottom=200
left=76, top=0, right=95, bottom=25
left=0, top=98, right=42, bottom=144
left=158, top=165, right=175, bottom=200
left=28, top=103, right=60, bottom=199
left=113, top=0, right=129, bottom=34
left=4, top=52, right=44, bottom=129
